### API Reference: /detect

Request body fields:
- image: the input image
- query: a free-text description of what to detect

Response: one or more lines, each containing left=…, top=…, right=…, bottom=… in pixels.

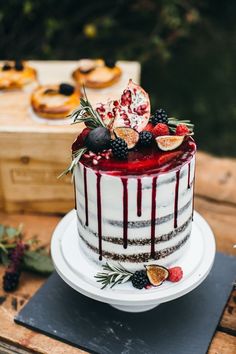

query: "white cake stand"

left=51, top=210, right=216, bottom=313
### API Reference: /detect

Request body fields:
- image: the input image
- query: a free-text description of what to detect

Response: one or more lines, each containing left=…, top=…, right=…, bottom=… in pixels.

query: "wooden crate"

left=0, top=60, right=140, bottom=214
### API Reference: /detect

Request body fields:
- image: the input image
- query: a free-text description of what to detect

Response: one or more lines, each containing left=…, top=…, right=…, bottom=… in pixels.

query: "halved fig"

left=156, top=135, right=184, bottom=151
left=113, top=127, right=139, bottom=149
left=145, top=265, right=169, bottom=286
left=111, top=79, right=150, bottom=132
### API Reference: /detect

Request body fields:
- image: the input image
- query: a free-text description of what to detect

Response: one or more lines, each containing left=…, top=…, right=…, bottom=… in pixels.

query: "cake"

left=72, top=59, right=122, bottom=88
left=62, top=80, right=196, bottom=288
left=31, top=83, right=80, bottom=119
left=0, top=60, right=37, bottom=91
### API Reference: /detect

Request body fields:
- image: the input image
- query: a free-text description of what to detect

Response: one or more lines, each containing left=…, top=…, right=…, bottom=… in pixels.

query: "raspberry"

left=152, top=123, right=169, bottom=137
left=110, top=138, right=128, bottom=159
left=143, top=123, right=154, bottom=133
left=131, top=270, right=150, bottom=289
left=139, top=131, right=153, bottom=146
left=72, top=128, right=91, bottom=151
left=168, top=266, right=183, bottom=282
left=175, top=124, right=190, bottom=136
left=151, top=108, right=168, bottom=125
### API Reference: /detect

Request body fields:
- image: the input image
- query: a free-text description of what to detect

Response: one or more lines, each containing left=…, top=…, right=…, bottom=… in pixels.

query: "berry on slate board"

left=14, top=60, right=24, bottom=71
left=131, top=270, right=150, bottom=289
left=151, top=108, right=168, bottom=125
left=59, top=83, right=75, bottom=96
left=139, top=131, right=153, bottom=146
left=175, top=124, right=190, bottom=136
left=168, top=266, right=183, bottom=282
left=86, top=127, right=111, bottom=153
left=152, top=123, right=169, bottom=137
left=110, top=137, right=128, bottom=159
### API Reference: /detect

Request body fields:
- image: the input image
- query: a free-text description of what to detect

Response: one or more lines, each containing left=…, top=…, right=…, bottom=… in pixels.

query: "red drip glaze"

left=73, top=177, right=77, bottom=210
left=96, top=172, right=102, bottom=260
left=121, top=178, right=128, bottom=249
left=150, top=176, right=157, bottom=258
left=137, top=178, right=142, bottom=217
left=174, top=170, right=180, bottom=228
left=187, top=161, right=191, bottom=189
left=83, top=166, right=89, bottom=226
left=80, top=137, right=196, bottom=177
left=192, top=175, right=196, bottom=221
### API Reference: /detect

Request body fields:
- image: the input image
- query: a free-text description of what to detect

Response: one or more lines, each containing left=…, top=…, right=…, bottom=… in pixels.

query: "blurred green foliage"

left=0, top=0, right=235, bottom=156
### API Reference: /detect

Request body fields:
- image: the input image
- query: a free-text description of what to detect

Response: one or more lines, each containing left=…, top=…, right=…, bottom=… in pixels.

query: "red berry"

left=71, top=128, right=91, bottom=151
left=144, top=123, right=154, bottom=133
left=175, top=124, right=189, bottom=136
left=168, top=266, right=183, bottom=282
left=152, top=123, right=169, bottom=137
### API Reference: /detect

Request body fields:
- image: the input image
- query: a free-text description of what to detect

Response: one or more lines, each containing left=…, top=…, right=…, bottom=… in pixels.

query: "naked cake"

left=62, top=80, right=196, bottom=289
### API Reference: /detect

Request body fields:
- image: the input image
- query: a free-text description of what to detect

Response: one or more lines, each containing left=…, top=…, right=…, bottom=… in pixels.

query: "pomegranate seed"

left=92, top=159, right=98, bottom=165
left=107, top=112, right=113, bottom=118
left=113, top=100, right=119, bottom=107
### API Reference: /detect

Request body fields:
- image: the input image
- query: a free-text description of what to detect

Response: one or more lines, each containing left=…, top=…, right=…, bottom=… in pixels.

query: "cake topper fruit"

left=145, top=265, right=169, bottom=286
left=156, top=135, right=185, bottom=151
left=59, top=82, right=194, bottom=177
left=111, top=79, right=150, bottom=132
left=112, top=127, right=139, bottom=149
left=95, top=262, right=183, bottom=289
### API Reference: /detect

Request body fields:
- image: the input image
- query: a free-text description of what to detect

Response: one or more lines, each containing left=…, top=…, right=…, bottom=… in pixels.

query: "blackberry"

left=131, top=270, right=149, bottom=289
left=3, top=270, right=20, bottom=292
left=59, top=83, right=75, bottom=96
left=2, top=63, right=11, bottom=71
left=111, top=138, right=128, bottom=159
left=151, top=108, right=168, bottom=125
left=105, top=59, right=116, bottom=68
left=14, top=60, right=24, bottom=71
left=139, top=131, right=153, bottom=146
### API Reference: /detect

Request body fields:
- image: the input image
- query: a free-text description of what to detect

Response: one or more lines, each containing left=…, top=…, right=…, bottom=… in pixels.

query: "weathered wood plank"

left=219, top=289, right=236, bottom=335
left=196, top=152, right=236, bottom=205
left=208, top=332, right=236, bottom=354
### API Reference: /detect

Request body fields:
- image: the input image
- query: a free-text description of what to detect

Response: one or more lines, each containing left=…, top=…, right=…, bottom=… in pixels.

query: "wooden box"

left=0, top=61, right=140, bottom=214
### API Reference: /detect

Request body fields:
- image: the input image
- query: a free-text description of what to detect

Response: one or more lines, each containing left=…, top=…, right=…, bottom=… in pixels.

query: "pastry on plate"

left=31, top=83, right=80, bottom=119
left=0, top=61, right=37, bottom=90
left=72, top=59, right=122, bottom=88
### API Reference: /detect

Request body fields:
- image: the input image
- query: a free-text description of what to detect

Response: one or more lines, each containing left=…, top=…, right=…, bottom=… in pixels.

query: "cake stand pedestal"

left=51, top=210, right=216, bottom=313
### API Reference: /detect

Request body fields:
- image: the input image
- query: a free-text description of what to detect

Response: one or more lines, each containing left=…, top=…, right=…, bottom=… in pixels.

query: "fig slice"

left=145, top=265, right=169, bottom=286
left=113, top=127, right=139, bottom=149
left=156, top=135, right=184, bottom=151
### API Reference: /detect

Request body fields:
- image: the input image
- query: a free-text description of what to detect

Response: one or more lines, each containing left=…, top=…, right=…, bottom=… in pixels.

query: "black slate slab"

left=15, top=253, right=236, bottom=354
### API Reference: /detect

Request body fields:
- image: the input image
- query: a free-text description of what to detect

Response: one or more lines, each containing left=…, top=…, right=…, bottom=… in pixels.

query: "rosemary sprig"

left=70, top=87, right=105, bottom=129
left=168, top=117, right=194, bottom=134
left=58, top=147, right=87, bottom=178
left=95, top=262, right=133, bottom=289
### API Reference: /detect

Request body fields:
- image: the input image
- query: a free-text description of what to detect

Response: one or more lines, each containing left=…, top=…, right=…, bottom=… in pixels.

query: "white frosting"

left=74, top=155, right=196, bottom=271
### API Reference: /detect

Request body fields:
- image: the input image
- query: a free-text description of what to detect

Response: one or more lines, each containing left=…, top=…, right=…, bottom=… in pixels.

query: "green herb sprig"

left=70, top=87, right=105, bottom=129
left=168, top=117, right=194, bottom=134
left=95, top=262, right=133, bottom=289
left=0, top=224, right=54, bottom=274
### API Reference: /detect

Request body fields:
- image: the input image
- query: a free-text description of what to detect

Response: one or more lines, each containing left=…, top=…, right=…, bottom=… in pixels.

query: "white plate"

left=51, top=210, right=216, bottom=312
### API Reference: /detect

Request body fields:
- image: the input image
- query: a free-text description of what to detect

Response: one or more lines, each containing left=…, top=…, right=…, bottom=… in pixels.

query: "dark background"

left=1, top=0, right=236, bottom=156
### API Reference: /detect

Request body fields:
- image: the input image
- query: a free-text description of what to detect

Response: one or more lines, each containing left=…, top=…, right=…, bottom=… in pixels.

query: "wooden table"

left=0, top=151, right=235, bottom=354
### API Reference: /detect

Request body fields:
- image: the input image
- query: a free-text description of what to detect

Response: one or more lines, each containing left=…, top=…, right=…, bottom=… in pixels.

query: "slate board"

left=15, top=253, right=236, bottom=354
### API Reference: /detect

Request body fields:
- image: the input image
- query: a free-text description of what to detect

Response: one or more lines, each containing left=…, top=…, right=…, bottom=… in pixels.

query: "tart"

left=31, top=83, right=80, bottom=119
left=0, top=61, right=37, bottom=90
left=72, top=59, right=122, bottom=88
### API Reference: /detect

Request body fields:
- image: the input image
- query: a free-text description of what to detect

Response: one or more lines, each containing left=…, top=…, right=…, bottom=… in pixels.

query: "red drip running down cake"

left=63, top=80, right=196, bottom=275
